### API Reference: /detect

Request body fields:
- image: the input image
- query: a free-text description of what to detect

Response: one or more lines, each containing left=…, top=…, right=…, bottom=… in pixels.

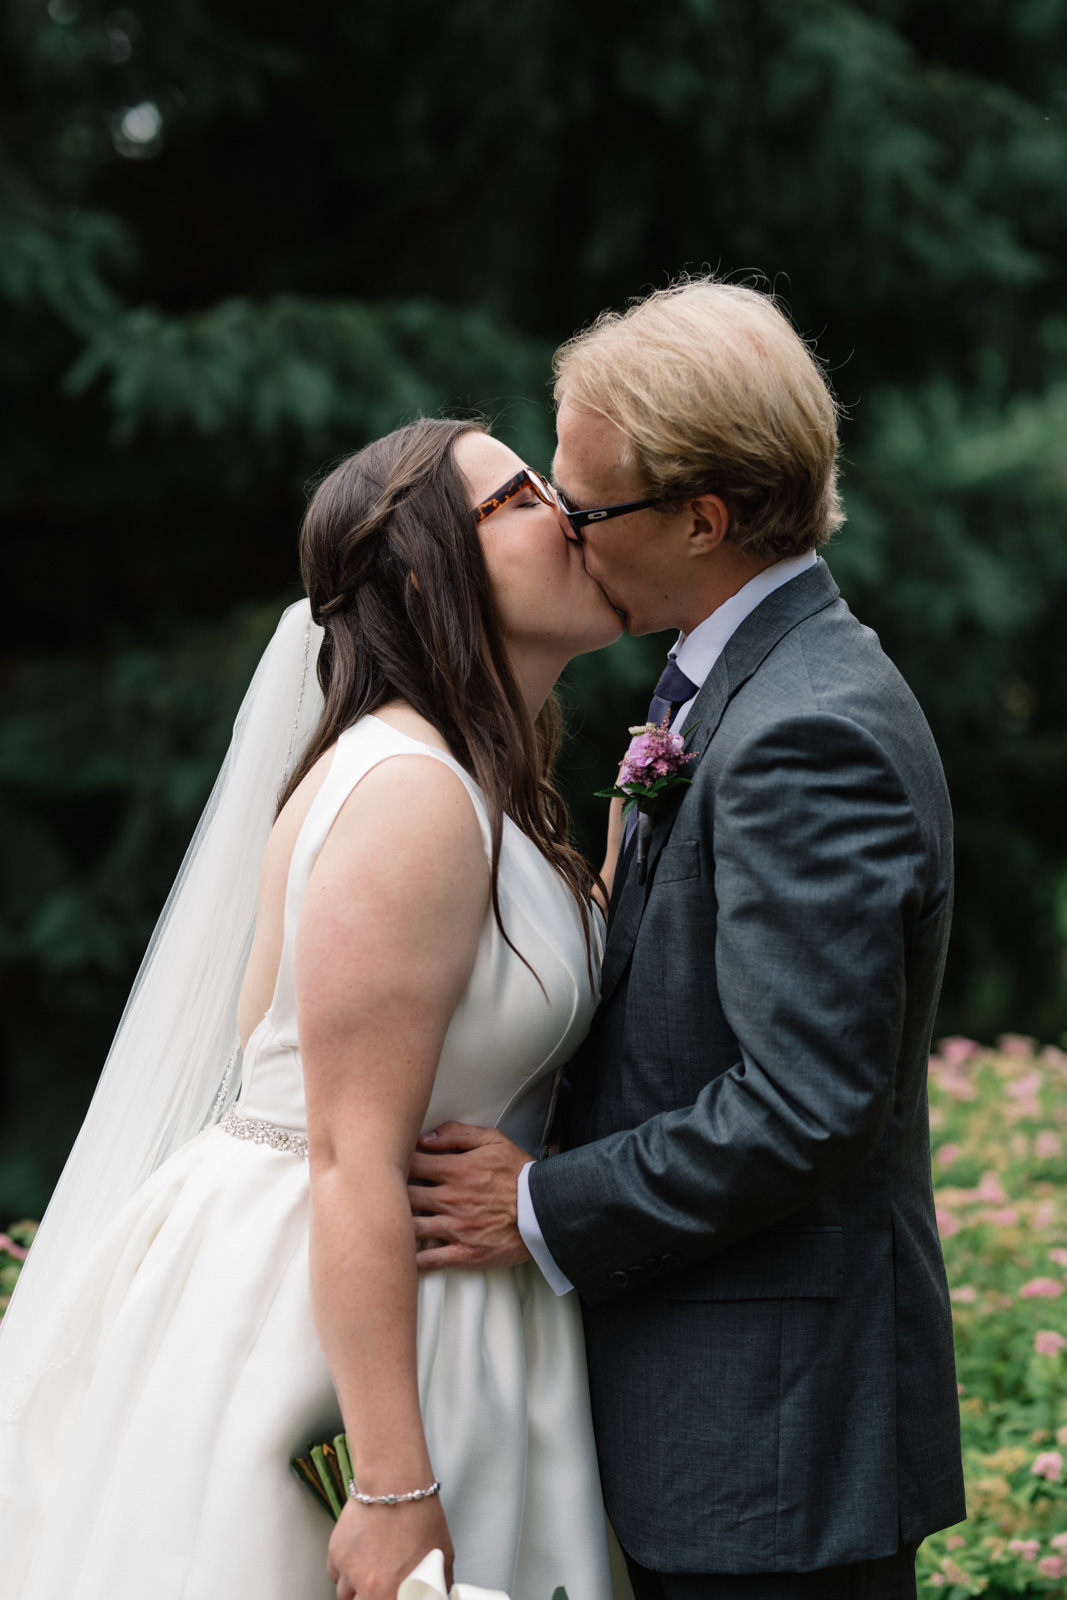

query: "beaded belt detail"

left=219, top=1107, right=308, bottom=1159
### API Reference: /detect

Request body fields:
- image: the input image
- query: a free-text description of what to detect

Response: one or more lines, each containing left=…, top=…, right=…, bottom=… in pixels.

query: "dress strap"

left=266, top=717, right=491, bottom=1034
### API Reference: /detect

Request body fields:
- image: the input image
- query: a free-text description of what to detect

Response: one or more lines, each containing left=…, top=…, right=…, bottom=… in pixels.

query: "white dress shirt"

left=517, top=551, right=820, bottom=1293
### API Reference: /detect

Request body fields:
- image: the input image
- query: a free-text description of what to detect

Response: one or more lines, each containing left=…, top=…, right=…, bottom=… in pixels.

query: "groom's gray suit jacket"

left=529, top=559, right=966, bottom=1575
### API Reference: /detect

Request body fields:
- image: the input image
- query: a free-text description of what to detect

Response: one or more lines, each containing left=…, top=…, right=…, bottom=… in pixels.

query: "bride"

left=0, top=418, right=624, bottom=1600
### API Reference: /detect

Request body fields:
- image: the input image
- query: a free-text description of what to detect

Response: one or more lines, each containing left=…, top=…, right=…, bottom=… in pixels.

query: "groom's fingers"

left=415, top=1240, right=482, bottom=1271
left=407, top=1150, right=460, bottom=1184
left=417, top=1121, right=497, bottom=1150
left=410, top=1195, right=531, bottom=1267
left=408, top=1179, right=454, bottom=1213
left=409, top=1196, right=460, bottom=1228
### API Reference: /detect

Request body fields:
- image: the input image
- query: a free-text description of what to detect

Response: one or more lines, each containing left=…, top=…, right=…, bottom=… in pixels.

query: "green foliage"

left=833, top=371, right=1067, bottom=1040
left=0, top=605, right=281, bottom=1215
left=920, top=1038, right=1067, bottom=1594
left=2, top=0, right=1067, bottom=1211
left=65, top=295, right=554, bottom=466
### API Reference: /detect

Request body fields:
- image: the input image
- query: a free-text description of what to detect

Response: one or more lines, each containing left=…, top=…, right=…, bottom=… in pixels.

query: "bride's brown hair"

left=278, top=416, right=600, bottom=952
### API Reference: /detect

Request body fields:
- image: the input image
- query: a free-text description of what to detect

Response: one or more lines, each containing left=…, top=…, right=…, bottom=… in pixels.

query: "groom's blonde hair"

left=552, top=277, right=844, bottom=561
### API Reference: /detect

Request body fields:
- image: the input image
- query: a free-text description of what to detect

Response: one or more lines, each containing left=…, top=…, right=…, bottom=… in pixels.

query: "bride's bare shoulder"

left=271, top=705, right=457, bottom=858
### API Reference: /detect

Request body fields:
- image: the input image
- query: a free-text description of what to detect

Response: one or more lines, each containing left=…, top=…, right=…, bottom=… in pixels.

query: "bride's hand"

left=327, top=1496, right=454, bottom=1600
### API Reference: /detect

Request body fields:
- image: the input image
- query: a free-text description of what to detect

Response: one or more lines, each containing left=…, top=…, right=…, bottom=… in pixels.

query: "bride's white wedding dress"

left=2, top=714, right=613, bottom=1600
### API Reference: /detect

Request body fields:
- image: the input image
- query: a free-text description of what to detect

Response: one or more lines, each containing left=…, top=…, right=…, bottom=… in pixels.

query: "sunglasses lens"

left=526, top=470, right=554, bottom=507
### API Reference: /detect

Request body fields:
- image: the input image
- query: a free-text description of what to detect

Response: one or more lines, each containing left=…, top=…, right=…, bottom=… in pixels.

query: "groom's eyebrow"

left=551, top=474, right=580, bottom=508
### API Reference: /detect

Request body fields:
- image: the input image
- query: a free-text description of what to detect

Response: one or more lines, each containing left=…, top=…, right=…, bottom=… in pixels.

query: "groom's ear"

left=688, top=493, right=731, bottom=555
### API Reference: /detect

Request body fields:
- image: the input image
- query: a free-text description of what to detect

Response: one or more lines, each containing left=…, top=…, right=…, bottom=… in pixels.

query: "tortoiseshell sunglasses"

left=473, top=468, right=563, bottom=525
left=473, top=467, right=664, bottom=544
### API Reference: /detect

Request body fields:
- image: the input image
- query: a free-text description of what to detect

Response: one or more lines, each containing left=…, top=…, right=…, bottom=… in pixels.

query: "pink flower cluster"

left=981, top=1207, right=1020, bottom=1227
left=935, top=1207, right=960, bottom=1239
left=1005, top=1068, right=1044, bottom=1120
left=1040, top=1554, right=1067, bottom=1578
left=1020, top=1278, right=1064, bottom=1299
left=999, top=1033, right=1039, bottom=1057
left=0, top=1233, right=27, bottom=1261
left=1032, top=1450, right=1064, bottom=1481
left=928, top=1037, right=980, bottom=1101
left=939, top=1037, right=981, bottom=1065
left=619, top=719, right=696, bottom=789
left=1010, top=1537, right=1041, bottom=1559
left=1035, top=1330, right=1067, bottom=1356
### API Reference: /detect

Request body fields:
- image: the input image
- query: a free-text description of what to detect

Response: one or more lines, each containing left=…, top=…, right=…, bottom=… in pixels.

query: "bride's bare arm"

left=297, top=756, right=488, bottom=1600
left=597, top=794, right=625, bottom=908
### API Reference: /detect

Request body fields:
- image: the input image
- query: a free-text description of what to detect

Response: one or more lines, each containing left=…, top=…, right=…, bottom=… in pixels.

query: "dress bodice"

left=235, top=715, right=603, bottom=1154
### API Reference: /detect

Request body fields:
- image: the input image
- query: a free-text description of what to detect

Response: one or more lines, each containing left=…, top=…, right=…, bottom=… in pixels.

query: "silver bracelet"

left=347, top=1477, right=441, bottom=1507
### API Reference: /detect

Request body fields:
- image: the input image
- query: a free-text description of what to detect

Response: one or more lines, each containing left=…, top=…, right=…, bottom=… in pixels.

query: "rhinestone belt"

left=219, top=1107, right=308, bottom=1159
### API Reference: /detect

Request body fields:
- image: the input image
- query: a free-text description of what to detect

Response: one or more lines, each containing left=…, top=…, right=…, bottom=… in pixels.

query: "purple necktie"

left=646, top=659, right=699, bottom=729
left=623, top=660, right=700, bottom=848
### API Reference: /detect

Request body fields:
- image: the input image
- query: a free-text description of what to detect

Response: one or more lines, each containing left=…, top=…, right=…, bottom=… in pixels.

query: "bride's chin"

left=584, top=612, right=625, bottom=651
left=597, top=594, right=626, bottom=640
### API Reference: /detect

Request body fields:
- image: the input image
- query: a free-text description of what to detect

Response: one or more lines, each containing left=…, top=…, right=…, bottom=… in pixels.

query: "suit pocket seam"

left=654, top=839, right=701, bottom=884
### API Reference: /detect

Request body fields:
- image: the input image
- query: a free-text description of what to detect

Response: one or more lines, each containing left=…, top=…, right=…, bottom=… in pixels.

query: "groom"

left=410, top=280, right=965, bottom=1598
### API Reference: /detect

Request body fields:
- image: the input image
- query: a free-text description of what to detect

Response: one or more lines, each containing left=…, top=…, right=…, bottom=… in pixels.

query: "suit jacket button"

left=628, top=1265, right=645, bottom=1284
left=609, top=1270, right=629, bottom=1287
left=644, top=1257, right=660, bottom=1273
left=661, top=1252, right=682, bottom=1266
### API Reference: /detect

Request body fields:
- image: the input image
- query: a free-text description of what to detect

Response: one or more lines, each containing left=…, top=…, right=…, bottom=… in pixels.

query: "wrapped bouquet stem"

left=291, top=1431, right=353, bottom=1520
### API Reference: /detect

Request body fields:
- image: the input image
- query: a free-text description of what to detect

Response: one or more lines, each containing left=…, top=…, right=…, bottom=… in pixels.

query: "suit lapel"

left=597, top=559, right=840, bottom=1011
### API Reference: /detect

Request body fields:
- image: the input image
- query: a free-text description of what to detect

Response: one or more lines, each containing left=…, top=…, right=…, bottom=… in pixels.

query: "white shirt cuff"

left=517, top=1161, right=574, bottom=1296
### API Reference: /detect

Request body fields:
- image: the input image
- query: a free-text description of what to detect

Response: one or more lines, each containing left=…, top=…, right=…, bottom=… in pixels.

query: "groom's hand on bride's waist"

left=408, top=1123, right=532, bottom=1271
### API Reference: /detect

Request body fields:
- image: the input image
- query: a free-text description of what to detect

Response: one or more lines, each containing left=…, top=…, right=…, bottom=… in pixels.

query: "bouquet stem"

left=309, top=1441, right=345, bottom=1519
left=334, top=1431, right=354, bottom=1495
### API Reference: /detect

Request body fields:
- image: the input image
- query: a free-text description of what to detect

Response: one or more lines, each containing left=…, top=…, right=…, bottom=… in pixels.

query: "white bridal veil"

left=0, top=599, right=324, bottom=1444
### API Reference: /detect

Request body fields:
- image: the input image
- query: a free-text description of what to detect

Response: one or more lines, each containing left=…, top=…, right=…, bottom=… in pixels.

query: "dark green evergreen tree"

left=2, top=0, right=1066, bottom=1214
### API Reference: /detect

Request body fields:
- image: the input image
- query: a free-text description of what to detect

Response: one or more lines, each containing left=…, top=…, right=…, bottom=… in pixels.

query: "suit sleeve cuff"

left=517, top=1161, right=574, bottom=1296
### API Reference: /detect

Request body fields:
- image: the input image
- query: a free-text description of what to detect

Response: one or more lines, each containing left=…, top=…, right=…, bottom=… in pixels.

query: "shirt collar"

left=670, top=550, right=819, bottom=691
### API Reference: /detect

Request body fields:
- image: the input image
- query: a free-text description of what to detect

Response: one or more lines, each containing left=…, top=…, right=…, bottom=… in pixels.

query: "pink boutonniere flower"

left=596, top=716, right=698, bottom=885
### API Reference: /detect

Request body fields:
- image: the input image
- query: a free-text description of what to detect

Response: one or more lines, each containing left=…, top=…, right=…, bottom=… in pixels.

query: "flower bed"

left=921, top=1036, right=1067, bottom=1596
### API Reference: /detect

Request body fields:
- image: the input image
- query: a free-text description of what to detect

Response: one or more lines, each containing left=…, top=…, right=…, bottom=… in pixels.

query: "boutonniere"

left=596, top=716, right=698, bottom=885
